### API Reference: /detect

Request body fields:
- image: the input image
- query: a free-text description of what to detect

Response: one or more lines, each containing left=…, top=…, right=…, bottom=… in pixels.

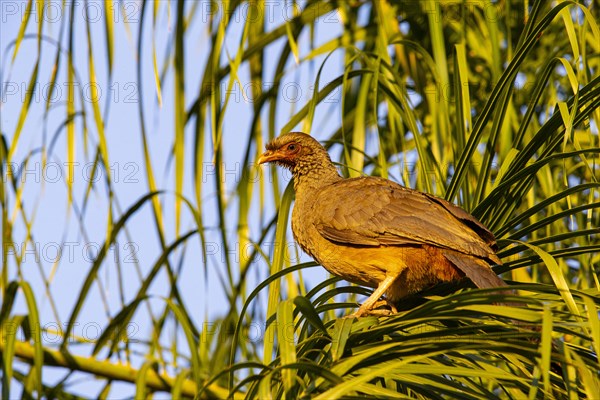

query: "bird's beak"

left=257, top=150, right=280, bottom=165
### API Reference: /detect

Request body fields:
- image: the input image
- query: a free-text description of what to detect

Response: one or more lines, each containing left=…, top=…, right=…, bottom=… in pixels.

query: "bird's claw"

left=348, top=298, right=397, bottom=318
left=373, top=299, right=398, bottom=314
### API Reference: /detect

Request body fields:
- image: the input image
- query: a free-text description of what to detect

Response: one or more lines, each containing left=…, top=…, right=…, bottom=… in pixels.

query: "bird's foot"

left=373, top=299, right=398, bottom=314
left=364, top=308, right=394, bottom=317
left=349, top=298, right=397, bottom=318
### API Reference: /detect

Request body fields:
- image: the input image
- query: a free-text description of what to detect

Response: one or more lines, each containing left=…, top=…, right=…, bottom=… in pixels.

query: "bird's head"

left=258, top=132, right=340, bottom=186
left=257, top=132, right=325, bottom=168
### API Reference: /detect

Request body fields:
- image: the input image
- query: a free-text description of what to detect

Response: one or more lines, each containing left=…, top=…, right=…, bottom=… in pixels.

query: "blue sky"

left=2, top=1, right=351, bottom=397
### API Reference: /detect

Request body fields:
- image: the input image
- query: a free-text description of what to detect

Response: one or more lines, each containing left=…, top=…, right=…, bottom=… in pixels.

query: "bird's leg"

left=352, top=275, right=399, bottom=317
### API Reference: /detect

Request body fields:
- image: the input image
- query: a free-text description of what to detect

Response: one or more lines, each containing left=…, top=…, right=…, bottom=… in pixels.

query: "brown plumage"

left=258, top=132, right=506, bottom=316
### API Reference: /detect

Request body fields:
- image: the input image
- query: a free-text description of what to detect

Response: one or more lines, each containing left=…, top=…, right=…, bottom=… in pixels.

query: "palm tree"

left=1, top=0, right=598, bottom=398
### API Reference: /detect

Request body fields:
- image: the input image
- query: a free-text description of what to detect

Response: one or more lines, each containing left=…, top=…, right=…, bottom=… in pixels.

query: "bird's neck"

left=292, top=161, right=342, bottom=193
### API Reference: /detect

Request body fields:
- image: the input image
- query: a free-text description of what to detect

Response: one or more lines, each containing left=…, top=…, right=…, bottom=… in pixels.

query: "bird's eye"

left=287, top=144, right=298, bottom=151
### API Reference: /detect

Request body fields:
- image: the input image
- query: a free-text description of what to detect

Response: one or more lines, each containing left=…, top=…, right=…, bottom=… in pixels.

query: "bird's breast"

left=291, top=198, right=315, bottom=255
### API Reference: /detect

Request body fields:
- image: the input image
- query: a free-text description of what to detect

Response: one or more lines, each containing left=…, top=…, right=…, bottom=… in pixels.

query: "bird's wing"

left=314, top=177, right=498, bottom=260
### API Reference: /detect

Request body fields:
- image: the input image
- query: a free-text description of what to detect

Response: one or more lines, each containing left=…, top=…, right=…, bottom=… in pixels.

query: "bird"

left=257, top=132, right=507, bottom=317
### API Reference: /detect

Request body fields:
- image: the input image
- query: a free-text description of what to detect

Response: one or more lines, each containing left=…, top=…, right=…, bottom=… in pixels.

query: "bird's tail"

left=441, top=250, right=506, bottom=289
